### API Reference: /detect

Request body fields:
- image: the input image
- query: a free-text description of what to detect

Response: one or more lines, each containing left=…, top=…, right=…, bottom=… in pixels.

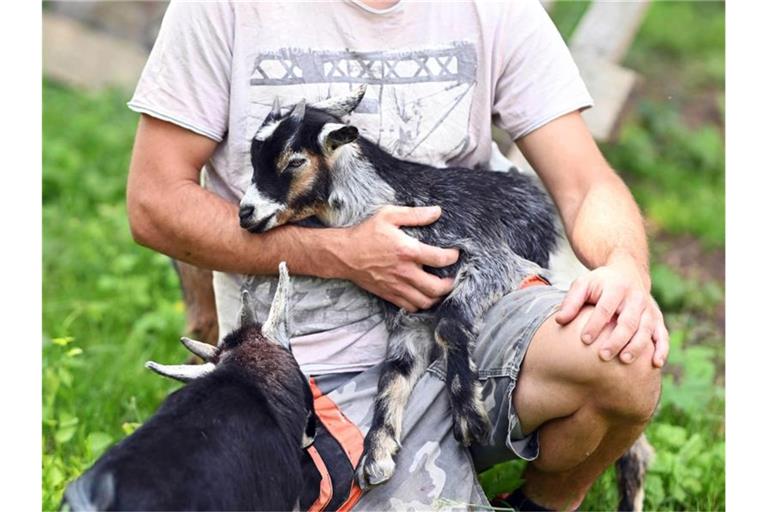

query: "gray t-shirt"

left=128, top=0, right=593, bottom=375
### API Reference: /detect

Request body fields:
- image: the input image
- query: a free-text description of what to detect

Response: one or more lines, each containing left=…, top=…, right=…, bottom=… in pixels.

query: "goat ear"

left=239, top=290, right=258, bottom=328
left=324, top=124, right=359, bottom=151
left=262, top=262, right=292, bottom=349
left=145, top=361, right=215, bottom=382
left=310, top=84, right=367, bottom=118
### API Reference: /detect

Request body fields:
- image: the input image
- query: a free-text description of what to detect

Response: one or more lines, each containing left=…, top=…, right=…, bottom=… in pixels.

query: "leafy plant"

left=602, top=103, right=725, bottom=248
left=651, top=263, right=723, bottom=314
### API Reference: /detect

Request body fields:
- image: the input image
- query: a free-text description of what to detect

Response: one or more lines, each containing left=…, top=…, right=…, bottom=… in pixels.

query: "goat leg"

left=616, top=433, right=655, bottom=511
left=355, top=324, right=430, bottom=490
left=171, top=259, right=219, bottom=348
left=435, top=314, right=491, bottom=446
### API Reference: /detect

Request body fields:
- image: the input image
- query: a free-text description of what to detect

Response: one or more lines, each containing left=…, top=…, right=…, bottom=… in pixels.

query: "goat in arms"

left=238, top=85, right=558, bottom=489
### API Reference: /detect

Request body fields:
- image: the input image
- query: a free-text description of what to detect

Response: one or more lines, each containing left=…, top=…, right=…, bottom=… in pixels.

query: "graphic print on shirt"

left=247, top=41, right=478, bottom=167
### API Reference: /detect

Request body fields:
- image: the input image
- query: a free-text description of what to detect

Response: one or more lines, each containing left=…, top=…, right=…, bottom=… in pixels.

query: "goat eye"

left=285, top=158, right=306, bottom=171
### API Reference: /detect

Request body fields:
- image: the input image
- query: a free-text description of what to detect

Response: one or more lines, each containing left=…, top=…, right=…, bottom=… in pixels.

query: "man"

left=126, top=1, right=667, bottom=509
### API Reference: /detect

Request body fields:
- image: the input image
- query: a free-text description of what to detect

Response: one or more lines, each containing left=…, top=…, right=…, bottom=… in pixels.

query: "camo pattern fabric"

left=310, top=282, right=567, bottom=510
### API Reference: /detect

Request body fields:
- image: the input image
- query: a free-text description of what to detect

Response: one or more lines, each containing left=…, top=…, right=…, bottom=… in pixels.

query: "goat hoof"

left=452, top=408, right=492, bottom=447
left=355, top=452, right=396, bottom=491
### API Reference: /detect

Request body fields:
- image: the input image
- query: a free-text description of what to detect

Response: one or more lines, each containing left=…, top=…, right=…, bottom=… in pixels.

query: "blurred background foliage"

left=42, top=1, right=724, bottom=510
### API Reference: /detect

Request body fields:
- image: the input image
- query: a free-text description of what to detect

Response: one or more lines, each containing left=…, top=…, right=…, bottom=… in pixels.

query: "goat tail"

left=60, top=471, right=115, bottom=512
left=616, top=434, right=655, bottom=511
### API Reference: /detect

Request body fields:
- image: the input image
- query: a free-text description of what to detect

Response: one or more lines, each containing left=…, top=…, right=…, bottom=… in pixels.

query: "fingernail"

left=600, top=349, right=612, bottom=360
left=621, top=352, right=634, bottom=363
left=582, top=334, right=593, bottom=344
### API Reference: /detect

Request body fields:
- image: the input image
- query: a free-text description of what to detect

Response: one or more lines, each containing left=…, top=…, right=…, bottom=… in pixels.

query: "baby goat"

left=62, top=264, right=318, bottom=511
left=239, top=85, right=558, bottom=489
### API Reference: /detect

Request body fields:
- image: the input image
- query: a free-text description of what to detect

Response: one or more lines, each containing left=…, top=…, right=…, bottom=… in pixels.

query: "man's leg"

left=513, top=305, right=661, bottom=510
left=172, top=260, right=219, bottom=344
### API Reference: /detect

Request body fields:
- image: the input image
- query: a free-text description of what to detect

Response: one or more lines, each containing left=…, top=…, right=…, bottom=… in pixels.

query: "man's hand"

left=333, top=205, right=459, bottom=313
left=555, top=254, right=669, bottom=368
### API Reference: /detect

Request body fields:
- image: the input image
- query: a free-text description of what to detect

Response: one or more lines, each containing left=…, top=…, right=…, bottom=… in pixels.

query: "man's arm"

left=516, top=111, right=669, bottom=368
left=127, top=115, right=458, bottom=313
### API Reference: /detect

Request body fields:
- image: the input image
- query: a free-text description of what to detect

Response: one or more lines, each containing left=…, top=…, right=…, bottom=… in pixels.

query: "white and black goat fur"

left=239, top=85, right=555, bottom=489
left=240, top=86, right=653, bottom=510
left=62, top=264, right=319, bottom=511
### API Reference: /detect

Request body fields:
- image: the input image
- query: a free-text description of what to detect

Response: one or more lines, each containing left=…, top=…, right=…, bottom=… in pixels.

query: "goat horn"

left=145, top=361, right=215, bottom=383
left=240, top=289, right=257, bottom=327
left=180, top=337, right=217, bottom=361
left=270, top=96, right=281, bottom=117
left=310, top=84, right=367, bottom=118
left=263, top=262, right=292, bottom=349
left=290, top=99, right=306, bottom=122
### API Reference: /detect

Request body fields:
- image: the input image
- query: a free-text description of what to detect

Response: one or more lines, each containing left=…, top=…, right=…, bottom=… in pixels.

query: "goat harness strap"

left=518, top=274, right=551, bottom=290
left=306, top=378, right=365, bottom=511
left=307, top=445, right=333, bottom=512
left=311, top=380, right=365, bottom=465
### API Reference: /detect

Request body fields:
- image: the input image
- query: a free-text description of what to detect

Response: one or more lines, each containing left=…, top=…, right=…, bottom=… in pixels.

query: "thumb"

left=384, top=205, right=442, bottom=227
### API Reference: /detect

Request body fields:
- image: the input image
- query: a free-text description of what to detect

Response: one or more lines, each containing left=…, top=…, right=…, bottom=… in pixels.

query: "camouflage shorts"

left=309, top=282, right=567, bottom=511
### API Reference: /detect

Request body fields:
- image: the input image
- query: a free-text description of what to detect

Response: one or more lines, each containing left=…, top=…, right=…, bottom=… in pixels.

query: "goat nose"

left=239, top=205, right=255, bottom=220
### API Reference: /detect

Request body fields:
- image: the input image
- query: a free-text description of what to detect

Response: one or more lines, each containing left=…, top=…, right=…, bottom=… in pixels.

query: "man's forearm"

left=128, top=178, right=345, bottom=278
left=516, top=112, right=649, bottom=284
left=565, top=171, right=650, bottom=289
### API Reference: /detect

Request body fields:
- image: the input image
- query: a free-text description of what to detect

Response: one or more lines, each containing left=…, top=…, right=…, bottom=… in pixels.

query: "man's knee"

left=600, top=356, right=661, bottom=423
left=565, top=307, right=662, bottom=423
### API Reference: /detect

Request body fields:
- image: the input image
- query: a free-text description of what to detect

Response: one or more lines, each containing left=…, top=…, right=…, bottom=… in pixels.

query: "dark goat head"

left=145, top=262, right=293, bottom=382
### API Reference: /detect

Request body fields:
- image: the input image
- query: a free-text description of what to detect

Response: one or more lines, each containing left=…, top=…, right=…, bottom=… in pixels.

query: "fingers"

left=556, top=277, right=590, bottom=325
left=381, top=206, right=459, bottom=269
left=395, top=286, right=438, bottom=313
left=415, top=241, right=459, bottom=268
left=384, top=293, right=419, bottom=313
left=581, top=285, right=624, bottom=345
left=381, top=205, right=442, bottom=227
left=601, top=292, right=647, bottom=361
left=551, top=265, right=669, bottom=367
left=396, top=267, right=455, bottom=312
left=408, top=270, right=455, bottom=298
left=613, top=310, right=654, bottom=363
left=651, top=316, right=670, bottom=368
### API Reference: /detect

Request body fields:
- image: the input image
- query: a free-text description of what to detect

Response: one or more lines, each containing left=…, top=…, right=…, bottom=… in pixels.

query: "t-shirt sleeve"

left=492, top=1, right=594, bottom=141
left=127, top=1, right=234, bottom=142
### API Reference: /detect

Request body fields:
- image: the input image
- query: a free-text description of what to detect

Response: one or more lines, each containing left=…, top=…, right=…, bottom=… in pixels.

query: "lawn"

left=42, top=2, right=724, bottom=510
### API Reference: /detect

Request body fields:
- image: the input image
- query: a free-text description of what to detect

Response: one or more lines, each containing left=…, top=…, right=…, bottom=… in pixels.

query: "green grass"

left=42, top=82, right=187, bottom=510
left=42, top=2, right=724, bottom=509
